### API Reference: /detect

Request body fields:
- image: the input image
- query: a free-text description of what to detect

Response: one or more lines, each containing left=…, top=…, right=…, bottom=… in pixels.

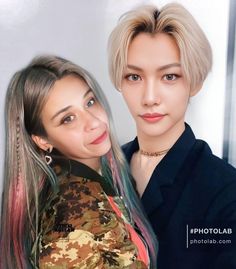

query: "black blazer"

left=123, top=124, right=236, bottom=269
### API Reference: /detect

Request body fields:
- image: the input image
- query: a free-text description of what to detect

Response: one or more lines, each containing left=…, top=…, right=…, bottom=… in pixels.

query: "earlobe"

left=31, top=135, right=52, bottom=152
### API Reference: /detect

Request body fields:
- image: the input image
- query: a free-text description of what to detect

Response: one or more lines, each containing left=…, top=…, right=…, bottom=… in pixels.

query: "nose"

left=84, top=110, right=101, bottom=132
left=142, top=79, right=161, bottom=106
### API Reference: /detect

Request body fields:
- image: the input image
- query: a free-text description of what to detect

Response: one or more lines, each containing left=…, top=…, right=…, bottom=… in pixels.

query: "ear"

left=190, top=83, right=203, bottom=97
left=31, top=135, right=52, bottom=152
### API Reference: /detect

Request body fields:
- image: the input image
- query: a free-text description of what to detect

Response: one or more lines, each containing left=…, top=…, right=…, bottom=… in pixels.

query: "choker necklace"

left=140, top=148, right=170, bottom=157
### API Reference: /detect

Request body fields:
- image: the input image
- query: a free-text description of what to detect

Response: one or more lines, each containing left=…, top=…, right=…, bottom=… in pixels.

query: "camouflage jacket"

left=37, top=159, right=149, bottom=269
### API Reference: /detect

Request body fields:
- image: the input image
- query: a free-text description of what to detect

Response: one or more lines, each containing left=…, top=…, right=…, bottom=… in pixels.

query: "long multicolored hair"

left=0, top=55, right=158, bottom=268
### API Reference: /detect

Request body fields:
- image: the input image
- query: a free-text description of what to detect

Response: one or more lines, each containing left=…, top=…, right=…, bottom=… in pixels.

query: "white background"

left=0, top=0, right=230, bottom=197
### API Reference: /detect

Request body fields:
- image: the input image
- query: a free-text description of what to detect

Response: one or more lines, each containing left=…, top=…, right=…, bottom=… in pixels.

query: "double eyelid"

left=61, top=114, right=76, bottom=125
left=125, top=73, right=142, bottom=82
left=124, top=63, right=181, bottom=78
left=85, top=97, right=96, bottom=108
left=60, top=97, right=96, bottom=125
left=163, top=74, right=180, bottom=81
left=124, top=73, right=180, bottom=83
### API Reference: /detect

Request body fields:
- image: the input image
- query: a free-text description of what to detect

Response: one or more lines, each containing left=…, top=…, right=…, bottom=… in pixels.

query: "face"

left=37, top=75, right=111, bottom=167
left=121, top=33, right=195, bottom=139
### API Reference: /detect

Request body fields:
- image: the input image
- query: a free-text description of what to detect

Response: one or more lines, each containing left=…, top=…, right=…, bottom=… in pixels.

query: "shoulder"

left=41, top=174, right=104, bottom=220
left=194, top=139, right=236, bottom=183
left=122, top=137, right=139, bottom=162
left=122, top=140, right=134, bottom=153
left=187, top=139, right=236, bottom=212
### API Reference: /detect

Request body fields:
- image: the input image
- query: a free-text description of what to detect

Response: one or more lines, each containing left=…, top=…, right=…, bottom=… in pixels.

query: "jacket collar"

left=52, top=158, right=116, bottom=196
left=122, top=123, right=196, bottom=214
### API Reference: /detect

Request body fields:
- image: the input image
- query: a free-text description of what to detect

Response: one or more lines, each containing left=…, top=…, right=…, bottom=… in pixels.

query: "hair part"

left=108, top=3, right=213, bottom=91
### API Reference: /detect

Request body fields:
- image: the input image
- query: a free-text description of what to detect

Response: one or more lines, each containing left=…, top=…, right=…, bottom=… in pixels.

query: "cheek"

left=178, top=92, right=190, bottom=107
left=50, top=133, right=85, bottom=155
left=103, top=114, right=109, bottom=127
left=97, top=107, right=109, bottom=126
left=46, top=127, right=83, bottom=145
left=122, top=91, right=138, bottom=111
left=166, top=89, right=189, bottom=105
left=169, top=93, right=190, bottom=118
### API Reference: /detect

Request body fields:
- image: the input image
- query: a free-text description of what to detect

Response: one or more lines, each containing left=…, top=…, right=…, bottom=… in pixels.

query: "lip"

left=140, top=113, right=166, bottom=123
left=91, top=131, right=108, bottom=145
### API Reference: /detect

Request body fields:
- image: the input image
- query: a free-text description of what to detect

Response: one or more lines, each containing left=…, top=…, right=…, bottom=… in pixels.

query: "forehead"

left=127, top=32, right=180, bottom=67
left=49, top=75, right=89, bottom=101
left=52, top=75, right=88, bottom=94
left=42, top=75, right=90, bottom=114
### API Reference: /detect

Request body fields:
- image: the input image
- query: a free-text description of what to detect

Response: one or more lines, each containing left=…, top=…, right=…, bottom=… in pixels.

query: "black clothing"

left=123, top=124, right=236, bottom=269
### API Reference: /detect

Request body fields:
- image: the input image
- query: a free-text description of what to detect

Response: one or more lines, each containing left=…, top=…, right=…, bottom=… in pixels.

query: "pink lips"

left=91, top=131, right=108, bottom=145
left=140, top=113, right=166, bottom=123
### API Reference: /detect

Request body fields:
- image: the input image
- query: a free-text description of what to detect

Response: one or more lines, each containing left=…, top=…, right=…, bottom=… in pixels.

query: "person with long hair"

left=108, top=3, right=236, bottom=269
left=0, top=55, right=158, bottom=269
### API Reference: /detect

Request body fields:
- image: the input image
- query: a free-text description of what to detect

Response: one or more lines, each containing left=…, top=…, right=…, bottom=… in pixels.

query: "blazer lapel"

left=141, top=174, right=164, bottom=215
left=141, top=165, right=177, bottom=216
left=140, top=124, right=197, bottom=218
left=142, top=139, right=207, bottom=237
left=122, top=124, right=198, bottom=227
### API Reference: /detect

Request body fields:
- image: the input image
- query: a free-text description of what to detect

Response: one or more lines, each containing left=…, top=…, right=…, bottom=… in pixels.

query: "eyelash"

left=124, top=73, right=181, bottom=82
left=124, top=74, right=142, bottom=81
left=60, top=97, right=96, bottom=125
left=86, top=97, right=96, bottom=107
left=163, top=74, right=180, bottom=81
left=61, top=115, right=75, bottom=125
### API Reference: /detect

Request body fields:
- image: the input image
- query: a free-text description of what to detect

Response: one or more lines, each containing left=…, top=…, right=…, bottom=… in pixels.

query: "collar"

left=52, top=158, right=116, bottom=196
left=148, top=123, right=196, bottom=186
left=122, top=123, right=196, bottom=214
left=69, top=160, right=103, bottom=180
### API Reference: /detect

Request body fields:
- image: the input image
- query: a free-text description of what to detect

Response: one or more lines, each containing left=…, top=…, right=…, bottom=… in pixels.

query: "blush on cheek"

left=102, top=115, right=110, bottom=128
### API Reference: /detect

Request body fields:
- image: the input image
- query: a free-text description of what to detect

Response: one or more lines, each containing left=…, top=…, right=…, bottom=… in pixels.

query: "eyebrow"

left=50, top=88, right=92, bottom=121
left=126, top=63, right=181, bottom=72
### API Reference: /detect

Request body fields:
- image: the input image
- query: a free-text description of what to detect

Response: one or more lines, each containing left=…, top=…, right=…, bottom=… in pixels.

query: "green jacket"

left=37, top=159, right=148, bottom=269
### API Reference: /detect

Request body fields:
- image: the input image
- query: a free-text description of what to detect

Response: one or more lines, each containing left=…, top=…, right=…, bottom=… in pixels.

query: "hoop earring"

left=45, top=147, right=53, bottom=165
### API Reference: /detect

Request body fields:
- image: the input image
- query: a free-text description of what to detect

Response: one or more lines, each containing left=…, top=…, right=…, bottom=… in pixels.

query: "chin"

left=97, top=142, right=112, bottom=156
left=138, top=126, right=165, bottom=137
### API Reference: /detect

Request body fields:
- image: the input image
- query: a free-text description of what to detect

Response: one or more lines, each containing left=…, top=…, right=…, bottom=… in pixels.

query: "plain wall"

left=0, top=0, right=230, bottom=198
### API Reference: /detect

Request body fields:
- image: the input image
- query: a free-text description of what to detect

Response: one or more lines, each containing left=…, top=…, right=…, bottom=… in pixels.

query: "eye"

left=61, top=115, right=75, bottom=124
left=163, top=74, right=179, bottom=81
left=86, top=97, right=96, bottom=108
left=125, top=74, right=142, bottom=81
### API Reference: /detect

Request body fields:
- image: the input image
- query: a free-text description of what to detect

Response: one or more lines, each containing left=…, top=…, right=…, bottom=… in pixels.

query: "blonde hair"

left=108, top=3, right=212, bottom=91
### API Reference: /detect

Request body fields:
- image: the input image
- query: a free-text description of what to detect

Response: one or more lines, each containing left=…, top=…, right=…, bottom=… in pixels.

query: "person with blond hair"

left=108, top=3, right=236, bottom=269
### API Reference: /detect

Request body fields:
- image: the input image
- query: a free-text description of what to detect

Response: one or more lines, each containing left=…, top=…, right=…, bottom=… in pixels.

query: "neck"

left=74, top=157, right=101, bottom=172
left=137, top=121, right=185, bottom=152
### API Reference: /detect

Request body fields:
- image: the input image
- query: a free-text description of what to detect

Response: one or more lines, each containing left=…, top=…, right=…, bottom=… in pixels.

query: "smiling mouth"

left=140, top=113, right=166, bottom=123
left=91, top=131, right=108, bottom=145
